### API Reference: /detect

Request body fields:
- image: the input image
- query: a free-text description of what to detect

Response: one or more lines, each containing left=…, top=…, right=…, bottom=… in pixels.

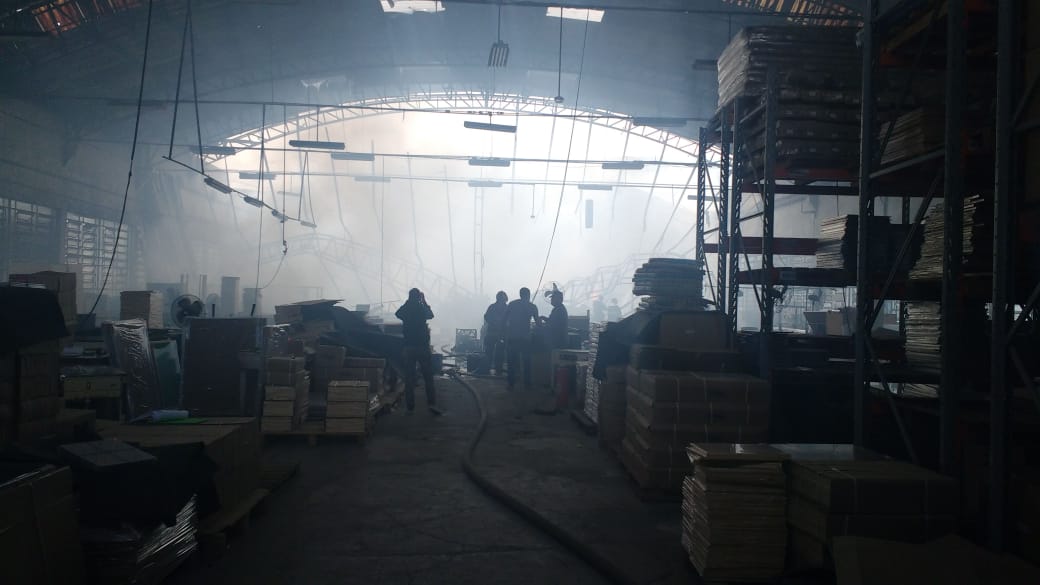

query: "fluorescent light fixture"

left=380, top=0, right=444, bottom=14
left=288, top=140, right=345, bottom=150
left=354, top=176, right=391, bottom=183
left=468, top=180, right=503, bottom=188
left=271, top=209, right=288, bottom=223
left=692, top=59, right=717, bottom=71
left=601, top=161, right=645, bottom=171
left=242, top=196, right=265, bottom=208
left=468, top=157, right=511, bottom=168
left=464, top=121, right=517, bottom=133
left=300, top=220, right=318, bottom=229
left=546, top=7, right=604, bottom=22
left=631, top=117, right=688, bottom=128
left=578, top=184, right=613, bottom=191
left=203, top=176, right=234, bottom=194
left=239, top=171, right=277, bottom=180
left=191, top=145, right=237, bottom=156
left=488, top=41, right=509, bottom=68
left=331, top=152, right=376, bottom=162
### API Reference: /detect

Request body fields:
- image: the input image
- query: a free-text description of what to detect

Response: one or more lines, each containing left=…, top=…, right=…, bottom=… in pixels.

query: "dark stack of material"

left=904, top=302, right=941, bottom=370
left=325, top=380, right=370, bottom=435
left=682, top=444, right=789, bottom=583
left=583, top=322, right=606, bottom=425
left=717, top=26, right=861, bottom=172
left=9, top=271, right=77, bottom=334
left=596, top=365, right=627, bottom=454
left=887, top=223, right=925, bottom=274
left=816, top=215, right=892, bottom=270
left=632, top=258, right=707, bottom=312
left=879, top=109, right=944, bottom=165
left=1, top=339, right=63, bottom=442
left=262, top=356, right=309, bottom=432
left=910, top=196, right=993, bottom=280
left=274, top=299, right=340, bottom=353
left=787, top=460, right=957, bottom=569
left=119, top=291, right=164, bottom=328
left=622, top=368, right=770, bottom=492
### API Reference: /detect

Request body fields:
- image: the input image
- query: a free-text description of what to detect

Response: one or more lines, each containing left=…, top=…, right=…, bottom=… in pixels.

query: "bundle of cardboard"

left=119, top=291, right=164, bottom=328
left=325, top=380, right=370, bottom=435
left=261, top=356, right=309, bottom=432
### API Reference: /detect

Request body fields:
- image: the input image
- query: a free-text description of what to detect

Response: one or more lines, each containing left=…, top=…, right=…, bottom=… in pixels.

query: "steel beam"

left=728, top=101, right=743, bottom=333
left=717, top=108, right=731, bottom=316
left=760, top=68, right=777, bottom=378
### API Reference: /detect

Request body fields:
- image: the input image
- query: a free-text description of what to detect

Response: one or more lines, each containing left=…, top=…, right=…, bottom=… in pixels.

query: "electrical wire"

left=651, top=166, right=697, bottom=253
left=535, top=13, right=590, bottom=295
left=86, top=0, right=154, bottom=318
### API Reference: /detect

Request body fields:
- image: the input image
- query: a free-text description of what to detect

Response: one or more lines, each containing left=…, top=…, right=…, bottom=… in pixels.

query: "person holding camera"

left=395, top=288, right=440, bottom=414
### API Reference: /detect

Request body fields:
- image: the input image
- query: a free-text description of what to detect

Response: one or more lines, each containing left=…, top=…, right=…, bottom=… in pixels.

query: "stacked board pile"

left=682, top=444, right=790, bottom=583
left=312, top=356, right=387, bottom=422
left=0, top=339, right=63, bottom=444
left=787, top=459, right=957, bottom=570
left=878, top=109, right=944, bottom=166
left=910, top=196, right=994, bottom=280
left=325, top=380, right=370, bottom=435
left=815, top=215, right=893, bottom=271
left=261, top=356, right=309, bottom=432
left=633, top=258, right=707, bottom=312
left=9, top=271, right=78, bottom=334
left=597, top=365, right=627, bottom=454
left=274, top=300, right=340, bottom=352
left=119, top=291, right=164, bottom=328
left=622, top=366, right=770, bottom=492
left=718, top=26, right=861, bottom=172
left=583, top=322, right=606, bottom=425
left=903, top=301, right=987, bottom=382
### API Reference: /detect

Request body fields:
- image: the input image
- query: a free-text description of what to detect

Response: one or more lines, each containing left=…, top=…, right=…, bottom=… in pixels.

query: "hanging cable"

left=536, top=13, right=590, bottom=295
left=651, top=166, right=697, bottom=253
left=86, top=0, right=154, bottom=318
left=167, top=5, right=189, bottom=160
left=188, top=0, right=204, bottom=174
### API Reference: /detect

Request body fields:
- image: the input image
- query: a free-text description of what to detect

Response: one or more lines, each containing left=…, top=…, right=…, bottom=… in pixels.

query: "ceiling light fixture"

left=243, top=196, right=265, bottom=208
left=331, top=152, right=377, bottom=161
left=192, top=145, right=237, bottom=156
left=288, top=139, right=345, bottom=150
left=300, top=220, right=318, bottom=229
left=463, top=121, right=517, bottom=133
left=239, top=171, right=277, bottom=180
left=468, top=157, right=511, bottom=167
left=601, top=161, right=645, bottom=170
left=546, top=7, right=604, bottom=22
left=203, top=176, right=234, bottom=194
left=271, top=209, right=288, bottom=222
left=354, top=176, right=391, bottom=183
left=578, top=184, right=613, bottom=191
left=468, top=180, right=503, bottom=188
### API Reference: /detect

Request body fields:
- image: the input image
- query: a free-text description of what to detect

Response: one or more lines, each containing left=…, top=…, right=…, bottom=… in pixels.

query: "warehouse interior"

left=2, top=0, right=1039, bottom=583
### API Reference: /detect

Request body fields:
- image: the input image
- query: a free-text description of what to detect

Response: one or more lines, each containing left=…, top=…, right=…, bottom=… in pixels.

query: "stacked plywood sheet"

left=815, top=215, right=892, bottom=271
left=325, top=380, right=370, bottom=435
left=0, top=339, right=63, bottom=443
left=787, top=459, right=958, bottom=569
left=119, top=291, right=164, bottom=328
left=910, top=195, right=993, bottom=280
left=632, top=258, right=707, bottom=312
left=261, top=356, right=309, bottom=433
left=682, top=444, right=790, bottom=583
left=878, top=108, right=944, bottom=165
left=597, top=366, right=627, bottom=454
left=622, top=369, right=770, bottom=492
left=583, top=323, right=605, bottom=425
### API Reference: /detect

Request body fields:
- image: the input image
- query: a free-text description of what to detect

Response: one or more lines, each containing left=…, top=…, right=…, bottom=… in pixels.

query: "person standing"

left=483, top=291, right=509, bottom=375
left=543, top=287, right=569, bottom=350
left=395, top=288, right=440, bottom=414
left=504, top=287, right=539, bottom=390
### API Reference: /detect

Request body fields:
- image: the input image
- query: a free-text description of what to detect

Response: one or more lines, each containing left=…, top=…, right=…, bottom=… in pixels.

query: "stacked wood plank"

left=878, top=108, right=944, bottom=165
left=261, top=356, right=309, bottom=433
left=119, top=291, right=164, bottom=328
left=584, top=322, right=605, bottom=425
left=632, top=258, right=706, bottom=312
left=787, top=459, right=957, bottom=569
left=910, top=195, right=993, bottom=280
left=622, top=369, right=770, bottom=493
left=597, top=366, right=627, bottom=454
left=904, top=302, right=941, bottom=370
left=325, top=380, right=370, bottom=435
left=815, top=215, right=892, bottom=271
left=682, top=444, right=790, bottom=583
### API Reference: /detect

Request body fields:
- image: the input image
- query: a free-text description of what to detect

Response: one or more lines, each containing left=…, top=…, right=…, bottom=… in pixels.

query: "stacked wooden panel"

left=815, top=215, right=892, bottom=271
left=261, top=356, right=309, bottom=433
left=910, top=195, right=993, bottom=280
left=682, top=444, right=790, bottom=583
left=0, top=339, right=63, bottom=444
left=633, top=258, right=707, bottom=312
left=787, top=459, right=958, bottom=569
left=584, top=322, right=606, bottom=425
left=622, top=368, right=770, bottom=493
left=9, top=271, right=77, bottom=333
left=119, top=291, right=164, bottom=328
left=325, top=380, right=370, bottom=435
left=596, top=366, right=627, bottom=454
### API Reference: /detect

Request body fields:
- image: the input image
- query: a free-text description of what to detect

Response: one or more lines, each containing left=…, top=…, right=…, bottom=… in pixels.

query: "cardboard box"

left=263, top=385, right=297, bottom=401
left=629, top=345, right=741, bottom=372
left=327, top=402, right=367, bottom=418
left=262, top=400, right=295, bottom=417
left=315, top=345, right=346, bottom=367
left=0, top=465, right=84, bottom=585
left=266, top=356, right=305, bottom=372
left=119, top=291, right=164, bottom=327
left=656, top=311, right=729, bottom=351
left=626, top=385, right=770, bottom=427
left=788, top=460, right=957, bottom=516
left=627, top=368, right=771, bottom=405
left=625, top=407, right=768, bottom=447
left=620, top=437, right=687, bottom=491
left=328, top=380, right=368, bottom=403
left=325, top=417, right=367, bottom=434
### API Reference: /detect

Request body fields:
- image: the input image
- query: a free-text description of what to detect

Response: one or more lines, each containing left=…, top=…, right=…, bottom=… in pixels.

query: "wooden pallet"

left=197, top=488, right=269, bottom=560
left=262, top=420, right=367, bottom=446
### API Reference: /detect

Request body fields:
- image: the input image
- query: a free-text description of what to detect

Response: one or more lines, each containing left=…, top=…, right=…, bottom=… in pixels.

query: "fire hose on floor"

left=449, top=371, right=637, bottom=585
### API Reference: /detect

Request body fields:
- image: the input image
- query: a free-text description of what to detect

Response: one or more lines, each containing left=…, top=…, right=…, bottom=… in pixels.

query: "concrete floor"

left=169, top=375, right=696, bottom=585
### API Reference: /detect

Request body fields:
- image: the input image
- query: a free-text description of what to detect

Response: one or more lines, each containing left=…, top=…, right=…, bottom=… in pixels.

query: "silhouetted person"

left=591, top=297, right=606, bottom=323
left=542, top=287, right=569, bottom=350
left=606, top=298, right=622, bottom=322
left=395, top=288, right=439, bottom=414
left=504, top=287, right=539, bottom=390
left=484, top=291, right=509, bottom=375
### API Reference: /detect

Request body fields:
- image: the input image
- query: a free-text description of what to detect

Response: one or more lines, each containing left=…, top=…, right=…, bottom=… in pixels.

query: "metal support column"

left=855, top=0, right=877, bottom=448
left=989, top=0, right=1014, bottom=552
left=760, top=69, right=778, bottom=378
left=696, top=127, right=708, bottom=269
left=940, top=0, right=965, bottom=476
left=728, top=101, right=744, bottom=333
left=717, top=111, right=731, bottom=316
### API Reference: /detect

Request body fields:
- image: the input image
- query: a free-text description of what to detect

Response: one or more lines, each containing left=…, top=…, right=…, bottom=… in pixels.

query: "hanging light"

left=578, top=184, right=613, bottom=191
left=468, top=157, right=511, bottom=167
left=203, top=176, right=234, bottom=194
left=239, top=171, right=277, bottom=180
left=242, top=196, right=265, bottom=208
left=331, top=152, right=376, bottom=161
left=288, top=139, right=345, bottom=150
left=300, top=220, right=318, bottom=229
left=601, top=161, right=645, bottom=170
left=463, top=121, right=517, bottom=133
left=271, top=209, right=288, bottom=223
left=468, top=180, right=503, bottom=188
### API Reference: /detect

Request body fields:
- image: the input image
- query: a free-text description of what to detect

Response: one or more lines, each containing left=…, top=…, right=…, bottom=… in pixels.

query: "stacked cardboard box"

left=623, top=368, right=770, bottom=492
left=9, top=271, right=77, bottom=333
left=119, top=291, right=164, bottom=328
left=787, top=459, right=957, bottom=569
left=262, top=357, right=309, bottom=432
left=597, top=366, right=627, bottom=453
left=325, top=380, right=370, bottom=434
left=583, top=322, right=606, bottom=424
left=682, top=444, right=790, bottom=583
left=0, top=339, right=63, bottom=444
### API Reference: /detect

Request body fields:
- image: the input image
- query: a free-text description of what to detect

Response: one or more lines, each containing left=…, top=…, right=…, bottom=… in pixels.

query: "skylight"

left=546, top=7, right=604, bottom=22
left=380, top=1, right=444, bottom=14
